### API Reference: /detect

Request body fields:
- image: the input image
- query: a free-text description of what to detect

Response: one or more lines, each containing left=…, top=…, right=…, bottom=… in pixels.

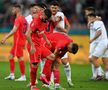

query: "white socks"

left=91, top=64, right=97, bottom=78
left=64, top=62, right=71, bottom=81
left=49, top=72, right=54, bottom=85
left=40, top=60, right=45, bottom=73
left=105, top=71, right=108, bottom=79
left=96, top=66, right=103, bottom=76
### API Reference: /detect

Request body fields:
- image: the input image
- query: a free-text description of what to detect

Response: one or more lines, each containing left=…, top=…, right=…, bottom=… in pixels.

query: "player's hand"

left=89, top=39, right=93, bottom=43
left=30, top=45, right=36, bottom=54
left=0, top=38, right=6, bottom=44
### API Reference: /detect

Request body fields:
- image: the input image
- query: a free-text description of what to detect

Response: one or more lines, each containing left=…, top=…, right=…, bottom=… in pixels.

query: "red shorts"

left=10, top=44, right=24, bottom=57
left=27, top=44, right=52, bottom=63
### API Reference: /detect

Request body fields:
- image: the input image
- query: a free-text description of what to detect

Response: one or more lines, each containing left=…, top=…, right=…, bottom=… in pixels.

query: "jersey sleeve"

left=55, top=12, right=64, bottom=20
left=14, top=18, right=20, bottom=27
left=94, top=21, right=102, bottom=31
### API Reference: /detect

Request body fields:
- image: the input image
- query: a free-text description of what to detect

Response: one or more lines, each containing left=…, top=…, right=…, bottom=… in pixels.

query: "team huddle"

left=0, top=1, right=108, bottom=90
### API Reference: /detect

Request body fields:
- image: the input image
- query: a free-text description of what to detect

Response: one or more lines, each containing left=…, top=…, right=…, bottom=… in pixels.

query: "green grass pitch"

left=0, top=62, right=108, bottom=90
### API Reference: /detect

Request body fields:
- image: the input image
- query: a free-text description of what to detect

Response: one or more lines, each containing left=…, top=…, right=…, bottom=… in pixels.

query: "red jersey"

left=14, top=16, right=27, bottom=46
left=44, top=20, right=56, bottom=35
left=64, top=16, right=69, bottom=25
left=30, top=16, right=47, bottom=46
left=46, top=32, right=73, bottom=52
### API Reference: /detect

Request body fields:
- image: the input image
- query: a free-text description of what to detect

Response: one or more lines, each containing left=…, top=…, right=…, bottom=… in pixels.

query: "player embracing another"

left=87, top=13, right=108, bottom=80
left=26, top=8, right=57, bottom=90
left=84, top=7, right=104, bottom=80
left=40, top=1, right=73, bottom=88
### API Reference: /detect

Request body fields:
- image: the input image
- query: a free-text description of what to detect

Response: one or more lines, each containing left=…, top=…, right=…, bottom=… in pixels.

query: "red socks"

left=53, top=69, right=60, bottom=84
left=42, top=60, right=53, bottom=81
left=30, top=64, right=38, bottom=86
left=19, top=60, right=25, bottom=76
left=9, top=59, right=15, bottom=74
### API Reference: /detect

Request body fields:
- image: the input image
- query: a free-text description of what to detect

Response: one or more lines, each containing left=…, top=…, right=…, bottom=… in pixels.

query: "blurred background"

left=0, top=0, right=107, bottom=64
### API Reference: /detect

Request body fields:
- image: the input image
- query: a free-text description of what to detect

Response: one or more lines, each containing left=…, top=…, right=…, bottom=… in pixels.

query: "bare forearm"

left=66, top=23, right=71, bottom=33
left=56, top=25, right=67, bottom=33
left=5, top=29, right=16, bottom=40
left=91, top=30, right=101, bottom=42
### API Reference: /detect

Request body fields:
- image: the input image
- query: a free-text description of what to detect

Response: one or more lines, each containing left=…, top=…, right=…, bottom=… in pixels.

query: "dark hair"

left=85, top=7, right=95, bottom=13
left=29, top=3, right=38, bottom=9
left=44, top=9, right=52, bottom=19
left=13, top=4, right=22, bottom=9
left=87, top=13, right=96, bottom=17
left=38, top=3, right=47, bottom=9
left=72, top=43, right=79, bottom=54
left=50, top=1, right=60, bottom=7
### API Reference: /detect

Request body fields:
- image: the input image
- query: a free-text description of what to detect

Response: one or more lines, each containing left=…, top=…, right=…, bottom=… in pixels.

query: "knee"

left=62, top=58, right=68, bottom=65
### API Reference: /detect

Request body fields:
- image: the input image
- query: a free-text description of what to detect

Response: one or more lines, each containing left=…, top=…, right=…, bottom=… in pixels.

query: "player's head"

left=85, top=7, right=95, bottom=16
left=38, top=3, right=47, bottom=10
left=29, top=4, right=39, bottom=14
left=87, top=13, right=96, bottom=22
left=50, top=1, right=60, bottom=15
left=67, top=43, right=79, bottom=54
left=12, top=4, right=22, bottom=15
left=41, top=9, right=52, bottom=22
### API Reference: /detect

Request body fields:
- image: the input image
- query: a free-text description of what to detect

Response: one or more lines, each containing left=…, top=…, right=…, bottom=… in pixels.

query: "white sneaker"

left=67, top=80, right=74, bottom=87
left=15, top=75, right=26, bottom=81
left=5, top=74, right=15, bottom=80
left=55, top=84, right=66, bottom=90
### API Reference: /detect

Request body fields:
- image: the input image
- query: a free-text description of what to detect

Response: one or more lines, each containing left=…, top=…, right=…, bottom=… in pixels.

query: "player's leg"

left=40, top=51, right=55, bottom=85
left=91, top=43, right=106, bottom=80
left=102, top=49, right=108, bottom=80
left=27, top=45, right=40, bottom=90
left=15, top=56, right=26, bottom=81
left=89, top=43, right=98, bottom=79
left=30, top=63, right=39, bottom=90
left=102, top=57, right=108, bottom=80
left=53, top=58, right=66, bottom=90
left=61, top=53, right=73, bottom=87
left=5, top=54, right=15, bottom=80
left=40, top=59, right=52, bottom=84
left=89, top=58, right=97, bottom=80
left=14, top=45, right=26, bottom=81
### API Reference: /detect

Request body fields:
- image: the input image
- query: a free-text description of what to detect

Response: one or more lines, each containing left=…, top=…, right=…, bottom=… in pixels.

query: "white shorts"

left=89, top=40, right=108, bottom=58
left=61, top=52, right=68, bottom=59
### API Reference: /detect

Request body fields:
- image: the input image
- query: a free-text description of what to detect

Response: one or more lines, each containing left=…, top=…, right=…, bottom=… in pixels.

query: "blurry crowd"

left=0, top=0, right=108, bottom=30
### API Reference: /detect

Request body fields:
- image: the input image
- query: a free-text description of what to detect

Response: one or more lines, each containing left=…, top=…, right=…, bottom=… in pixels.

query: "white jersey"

left=25, top=15, right=33, bottom=25
left=89, top=20, right=108, bottom=58
left=90, top=21, right=108, bottom=43
left=52, top=11, right=65, bottom=31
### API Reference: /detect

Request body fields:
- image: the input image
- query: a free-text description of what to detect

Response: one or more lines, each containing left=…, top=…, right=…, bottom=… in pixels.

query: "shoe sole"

left=15, top=79, right=26, bottom=81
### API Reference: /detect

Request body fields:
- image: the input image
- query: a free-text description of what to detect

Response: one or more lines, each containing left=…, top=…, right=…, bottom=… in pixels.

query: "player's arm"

left=90, top=30, right=101, bottom=43
left=41, top=32, right=52, bottom=48
left=53, top=15, right=67, bottom=33
left=1, top=25, right=18, bottom=44
left=56, top=24, right=67, bottom=33
left=64, top=16, right=71, bottom=33
left=54, top=49, right=58, bottom=56
left=25, top=26, right=36, bottom=54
